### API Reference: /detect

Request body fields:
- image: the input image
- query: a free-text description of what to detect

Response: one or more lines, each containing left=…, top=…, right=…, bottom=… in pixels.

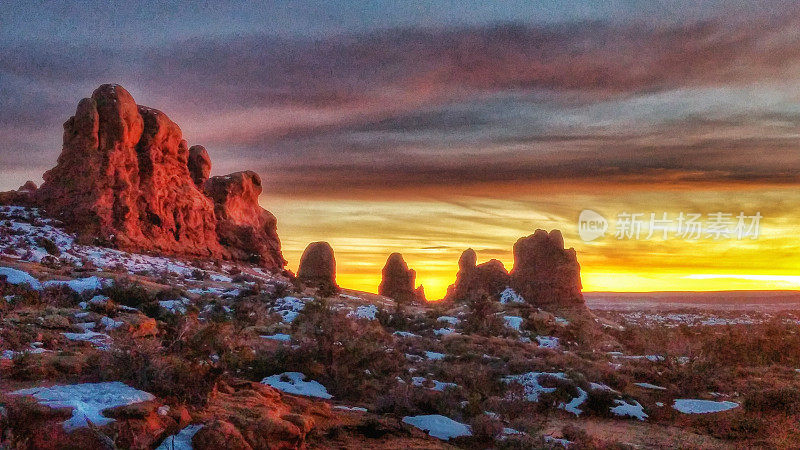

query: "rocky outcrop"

left=297, top=241, right=337, bottom=291
left=203, top=171, right=284, bottom=267
left=188, top=145, right=211, bottom=188
left=445, top=248, right=509, bottom=302
left=199, top=379, right=328, bottom=450
left=33, top=84, right=284, bottom=269
left=509, top=229, right=583, bottom=306
left=0, top=181, right=38, bottom=206
left=378, top=253, right=422, bottom=303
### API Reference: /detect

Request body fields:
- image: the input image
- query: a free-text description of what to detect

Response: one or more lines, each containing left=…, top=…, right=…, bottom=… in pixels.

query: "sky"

left=2, top=1, right=800, bottom=299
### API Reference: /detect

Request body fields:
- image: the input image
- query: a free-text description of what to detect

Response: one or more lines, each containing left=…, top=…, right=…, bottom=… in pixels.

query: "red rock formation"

left=509, top=229, right=583, bottom=306
left=33, top=84, right=284, bottom=269
left=188, top=145, right=211, bottom=188
left=378, top=253, right=421, bottom=303
left=203, top=171, right=285, bottom=267
left=445, top=248, right=509, bottom=302
left=297, top=241, right=337, bottom=291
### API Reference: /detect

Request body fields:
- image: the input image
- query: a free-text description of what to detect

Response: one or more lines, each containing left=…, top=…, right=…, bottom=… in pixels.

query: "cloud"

left=4, top=13, right=800, bottom=193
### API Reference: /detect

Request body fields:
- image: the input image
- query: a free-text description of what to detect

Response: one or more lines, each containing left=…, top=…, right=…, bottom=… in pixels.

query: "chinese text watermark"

left=578, top=210, right=761, bottom=242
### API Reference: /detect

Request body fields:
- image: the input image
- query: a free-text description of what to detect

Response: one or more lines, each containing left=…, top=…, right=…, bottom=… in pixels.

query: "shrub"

left=101, top=279, right=152, bottom=307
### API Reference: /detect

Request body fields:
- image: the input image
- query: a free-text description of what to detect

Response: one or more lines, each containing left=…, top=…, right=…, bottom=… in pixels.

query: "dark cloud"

left=3, top=12, right=800, bottom=192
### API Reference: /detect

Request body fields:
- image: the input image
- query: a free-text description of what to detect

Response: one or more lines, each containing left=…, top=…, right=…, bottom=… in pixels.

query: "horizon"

left=3, top=2, right=800, bottom=299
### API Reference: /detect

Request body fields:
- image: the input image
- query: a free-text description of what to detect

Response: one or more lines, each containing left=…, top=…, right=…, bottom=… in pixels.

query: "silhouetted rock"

left=379, top=253, right=421, bottom=303
left=0, top=181, right=38, bottom=205
left=445, top=249, right=509, bottom=302
left=509, top=229, right=583, bottom=306
left=33, top=84, right=284, bottom=269
left=414, top=284, right=426, bottom=302
left=297, top=241, right=337, bottom=291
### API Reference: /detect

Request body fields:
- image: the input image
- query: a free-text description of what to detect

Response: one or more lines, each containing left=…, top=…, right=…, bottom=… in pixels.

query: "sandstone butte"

left=446, top=229, right=584, bottom=307
left=19, top=84, right=285, bottom=269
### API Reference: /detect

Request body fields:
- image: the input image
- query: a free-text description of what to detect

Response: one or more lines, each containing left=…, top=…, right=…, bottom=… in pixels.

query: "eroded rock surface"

left=32, top=84, right=283, bottom=269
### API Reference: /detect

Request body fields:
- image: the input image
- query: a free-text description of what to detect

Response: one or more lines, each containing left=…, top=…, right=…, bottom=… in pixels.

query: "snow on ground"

left=610, top=353, right=665, bottom=362
left=159, top=298, right=191, bottom=314
left=43, top=276, right=107, bottom=293
left=536, top=336, right=560, bottom=349
left=261, top=372, right=332, bottom=399
left=499, top=287, right=524, bottom=304
left=672, top=399, right=739, bottom=414
left=559, top=387, right=587, bottom=416
left=425, top=351, right=445, bottom=360
left=437, top=316, right=460, bottom=325
left=62, top=330, right=111, bottom=349
left=393, top=331, right=420, bottom=338
left=155, top=424, right=204, bottom=450
left=434, top=327, right=456, bottom=336
left=100, top=316, right=123, bottom=330
left=502, top=372, right=566, bottom=402
left=544, top=435, right=573, bottom=448
left=334, top=405, right=368, bottom=412
left=402, top=415, right=472, bottom=440
left=610, top=399, right=648, bottom=420
left=412, top=377, right=459, bottom=391
left=348, top=304, right=378, bottom=320
left=0, top=266, right=42, bottom=289
left=503, top=315, right=523, bottom=331
left=612, top=311, right=763, bottom=327
left=261, top=333, right=291, bottom=342
left=635, top=382, right=666, bottom=390
left=11, top=382, right=154, bottom=430
left=272, top=296, right=309, bottom=323
left=0, top=206, right=243, bottom=283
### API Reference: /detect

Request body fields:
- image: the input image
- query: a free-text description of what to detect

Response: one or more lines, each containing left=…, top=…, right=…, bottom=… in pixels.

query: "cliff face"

left=35, top=84, right=285, bottom=269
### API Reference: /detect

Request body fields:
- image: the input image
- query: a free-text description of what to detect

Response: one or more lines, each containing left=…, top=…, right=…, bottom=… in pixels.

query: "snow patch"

left=155, top=424, right=204, bottom=450
left=349, top=304, right=378, bottom=320
left=402, top=415, right=472, bottom=440
left=261, top=372, right=332, bottom=399
left=673, top=399, right=739, bottom=414
left=11, top=382, right=154, bottom=431
left=610, top=399, right=648, bottom=420
left=499, top=287, right=524, bottom=304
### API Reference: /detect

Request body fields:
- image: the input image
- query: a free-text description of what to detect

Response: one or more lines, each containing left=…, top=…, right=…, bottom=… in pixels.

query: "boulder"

left=445, top=249, right=509, bottom=302
left=297, top=241, right=337, bottom=291
left=378, top=253, right=421, bottom=303
left=32, top=84, right=284, bottom=270
left=193, top=420, right=252, bottom=450
left=509, top=229, right=583, bottom=306
left=199, top=380, right=320, bottom=449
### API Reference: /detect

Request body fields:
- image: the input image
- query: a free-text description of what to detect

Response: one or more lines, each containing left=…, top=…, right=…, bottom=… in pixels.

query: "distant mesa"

left=297, top=241, right=338, bottom=291
left=445, top=229, right=584, bottom=307
left=379, top=253, right=424, bottom=304
left=4, top=84, right=285, bottom=269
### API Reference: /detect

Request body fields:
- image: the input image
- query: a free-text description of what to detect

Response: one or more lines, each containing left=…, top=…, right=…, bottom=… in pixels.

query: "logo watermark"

left=578, top=210, right=762, bottom=242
